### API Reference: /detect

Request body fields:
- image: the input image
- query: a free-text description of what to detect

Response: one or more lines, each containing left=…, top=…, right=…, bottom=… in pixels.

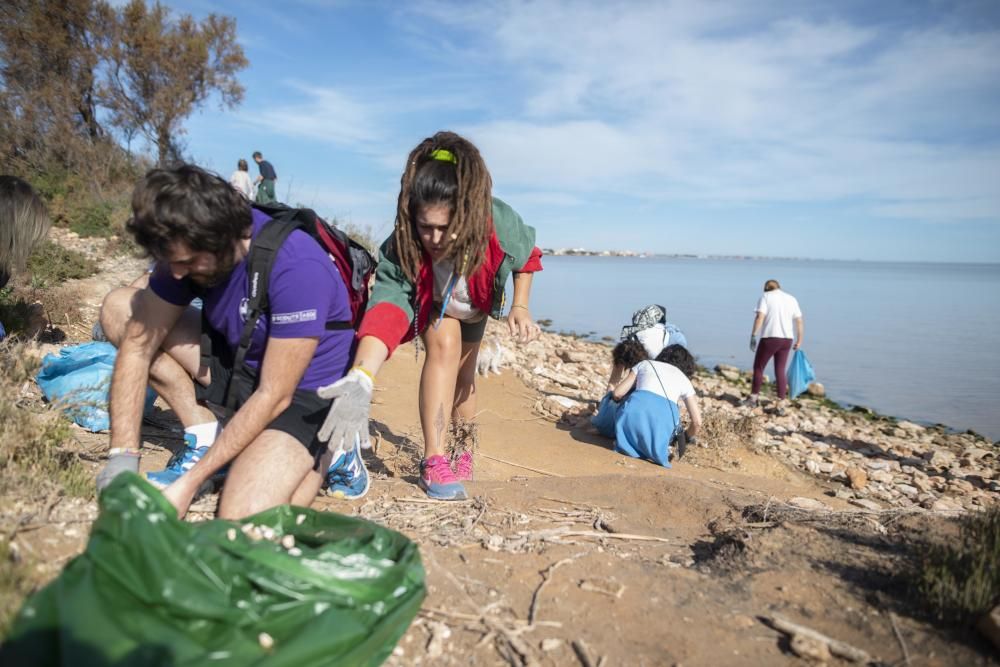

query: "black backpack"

left=205, top=204, right=376, bottom=411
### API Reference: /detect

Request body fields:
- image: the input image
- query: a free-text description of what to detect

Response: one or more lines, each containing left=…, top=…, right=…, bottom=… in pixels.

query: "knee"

left=98, top=287, right=138, bottom=345
left=424, top=329, right=463, bottom=362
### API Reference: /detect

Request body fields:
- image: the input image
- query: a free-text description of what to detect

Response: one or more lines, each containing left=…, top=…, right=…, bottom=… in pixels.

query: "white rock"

left=543, top=395, right=582, bottom=413
left=931, top=498, right=964, bottom=512
left=849, top=498, right=883, bottom=511
left=541, top=638, right=563, bottom=651
left=788, top=497, right=829, bottom=511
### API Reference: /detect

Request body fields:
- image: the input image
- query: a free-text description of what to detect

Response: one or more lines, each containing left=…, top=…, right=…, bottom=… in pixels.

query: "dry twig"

left=528, top=557, right=576, bottom=624
left=766, top=614, right=872, bottom=663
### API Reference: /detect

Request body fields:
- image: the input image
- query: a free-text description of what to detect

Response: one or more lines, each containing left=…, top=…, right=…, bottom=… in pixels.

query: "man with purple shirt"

left=95, top=165, right=366, bottom=519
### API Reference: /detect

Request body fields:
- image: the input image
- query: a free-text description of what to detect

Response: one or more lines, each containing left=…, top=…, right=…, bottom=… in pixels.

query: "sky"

left=155, top=0, right=1000, bottom=262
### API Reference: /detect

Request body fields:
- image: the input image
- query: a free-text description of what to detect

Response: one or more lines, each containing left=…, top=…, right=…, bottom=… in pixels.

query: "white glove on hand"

left=317, top=368, right=373, bottom=460
left=96, top=448, right=140, bottom=492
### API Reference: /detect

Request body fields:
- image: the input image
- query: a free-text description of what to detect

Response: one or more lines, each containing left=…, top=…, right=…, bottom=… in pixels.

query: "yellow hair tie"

left=430, top=149, right=457, bottom=164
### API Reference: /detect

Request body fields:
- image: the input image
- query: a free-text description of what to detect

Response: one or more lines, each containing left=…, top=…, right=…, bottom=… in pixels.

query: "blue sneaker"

left=146, top=434, right=225, bottom=491
left=325, top=445, right=370, bottom=500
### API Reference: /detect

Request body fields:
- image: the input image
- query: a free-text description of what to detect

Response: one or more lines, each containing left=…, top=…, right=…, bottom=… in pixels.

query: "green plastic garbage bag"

left=0, top=474, right=425, bottom=666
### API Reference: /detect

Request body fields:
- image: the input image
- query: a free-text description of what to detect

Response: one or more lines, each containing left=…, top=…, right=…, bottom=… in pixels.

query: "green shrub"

left=917, top=506, right=1000, bottom=623
left=26, top=241, right=98, bottom=285
left=69, top=200, right=116, bottom=238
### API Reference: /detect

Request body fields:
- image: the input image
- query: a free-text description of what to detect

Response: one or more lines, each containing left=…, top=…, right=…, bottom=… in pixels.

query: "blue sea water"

left=526, top=256, right=1000, bottom=441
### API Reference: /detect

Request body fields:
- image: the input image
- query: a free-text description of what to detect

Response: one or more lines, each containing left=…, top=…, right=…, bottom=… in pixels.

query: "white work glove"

left=317, top=368, right=373, bottom=460
left=96, top=448, right=140, bottom=492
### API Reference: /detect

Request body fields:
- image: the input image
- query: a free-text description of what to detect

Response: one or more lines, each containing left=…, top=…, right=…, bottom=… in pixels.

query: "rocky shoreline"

left=483, top=322, right=999, bottom=513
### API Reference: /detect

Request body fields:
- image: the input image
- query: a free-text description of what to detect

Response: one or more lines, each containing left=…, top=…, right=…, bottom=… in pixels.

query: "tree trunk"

left=156, top=126, right=171, bottom=166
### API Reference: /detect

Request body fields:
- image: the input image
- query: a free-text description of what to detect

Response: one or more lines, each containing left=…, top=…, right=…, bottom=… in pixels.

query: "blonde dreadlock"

left=392, top=131, right=493, bottom=283
left=0, top=176, right=50, bottom=286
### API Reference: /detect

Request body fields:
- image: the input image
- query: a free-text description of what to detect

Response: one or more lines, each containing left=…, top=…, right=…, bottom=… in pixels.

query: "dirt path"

left=4, top=243, right=997, bottom=666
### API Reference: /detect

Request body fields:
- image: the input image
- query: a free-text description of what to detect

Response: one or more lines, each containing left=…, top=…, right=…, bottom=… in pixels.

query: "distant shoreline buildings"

left=543, top=247, right=651, bottom=257
left=542, top=249, right=819, bottom=261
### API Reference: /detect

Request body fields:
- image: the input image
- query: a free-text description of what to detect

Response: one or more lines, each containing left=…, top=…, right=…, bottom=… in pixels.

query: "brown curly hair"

left=127, top=164, right=251, bottom=264
left=391, top=131, right=492, bottom=283
left=612, top=339, right=648, bottom=368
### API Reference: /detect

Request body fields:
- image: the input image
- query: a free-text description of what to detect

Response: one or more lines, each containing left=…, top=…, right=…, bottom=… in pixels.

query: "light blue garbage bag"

left=36, top=342, right=157, bottom=432
left=787, top=349, right=816, bottom=399
left=591, top=392, right=618, bottom=438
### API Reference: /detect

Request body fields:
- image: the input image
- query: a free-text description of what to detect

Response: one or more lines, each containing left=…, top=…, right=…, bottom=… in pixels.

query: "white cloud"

left=239, top=82, right=383, bottom=147
left=402, top=0, right=1000, bottom=223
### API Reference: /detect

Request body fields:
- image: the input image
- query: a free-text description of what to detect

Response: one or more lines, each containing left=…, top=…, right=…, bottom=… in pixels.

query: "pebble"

left=541, top=638, right=562, bottom=651
left=846, top=467, right=868, bottom=490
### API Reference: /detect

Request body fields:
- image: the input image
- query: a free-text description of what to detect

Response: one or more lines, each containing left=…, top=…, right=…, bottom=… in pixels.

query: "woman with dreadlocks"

left=317, top=131, right=543, bottom=501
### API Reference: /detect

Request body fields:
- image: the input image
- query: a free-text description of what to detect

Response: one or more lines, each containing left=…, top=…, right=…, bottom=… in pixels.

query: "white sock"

left=184, top=420, right=221, bottom=448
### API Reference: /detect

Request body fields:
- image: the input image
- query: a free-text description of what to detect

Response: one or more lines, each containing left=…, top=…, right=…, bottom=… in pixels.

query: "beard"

left=187, top=251, right=238, bottom=288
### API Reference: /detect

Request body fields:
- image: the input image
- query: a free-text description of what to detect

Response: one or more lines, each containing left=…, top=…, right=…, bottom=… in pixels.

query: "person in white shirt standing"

left=746, top=279, right=803, bottom=413
left=229, top=159, right=254, bottom=200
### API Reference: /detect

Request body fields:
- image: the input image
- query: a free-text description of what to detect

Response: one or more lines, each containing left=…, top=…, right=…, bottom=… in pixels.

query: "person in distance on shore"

left=252, top=151, right=277, bottom=204
left=611, top=303, right=688, bottom=389
left=610, top=340, right=701, bottom=465
left=229, top=158, right=254, bottom=200
left=592, top=337, right=649, bottom=438
left=745, top=279, right=804, bottom=415
left=96, top=165, right=355, bottom=518
left=316, top=131, right=543, bottom=501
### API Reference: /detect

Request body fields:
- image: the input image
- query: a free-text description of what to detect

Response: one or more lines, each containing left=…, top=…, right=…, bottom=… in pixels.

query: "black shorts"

left=195, top=328, right=331, bottom=468
left=431, top=308, right=489, bottom=343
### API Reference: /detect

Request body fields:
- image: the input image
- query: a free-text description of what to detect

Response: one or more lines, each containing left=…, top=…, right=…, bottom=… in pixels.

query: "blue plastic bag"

left=591, top=392, right=618, bottom=438
left=664, top=322, right=688, bottom=350
left=787, top=349, right=816, bottom=399
left=36, top=342, right=156, bottom=432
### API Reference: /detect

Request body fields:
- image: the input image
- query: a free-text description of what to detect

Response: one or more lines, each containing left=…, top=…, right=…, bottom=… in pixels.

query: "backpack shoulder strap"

left=225, top=213, right=308, bottom=411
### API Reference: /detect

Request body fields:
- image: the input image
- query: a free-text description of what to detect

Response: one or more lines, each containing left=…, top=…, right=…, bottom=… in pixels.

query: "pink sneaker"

left=419, top=455, right=468, bottom=501
left=453, top=451, right=474, bottom=481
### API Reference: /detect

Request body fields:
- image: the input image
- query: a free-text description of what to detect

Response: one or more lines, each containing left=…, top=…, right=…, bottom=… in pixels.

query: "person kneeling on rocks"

left=96, top=165, right=357, bottom=518
left=608, top=340, right=702, bottom=466
left=617, top=304, right=688, bottom=377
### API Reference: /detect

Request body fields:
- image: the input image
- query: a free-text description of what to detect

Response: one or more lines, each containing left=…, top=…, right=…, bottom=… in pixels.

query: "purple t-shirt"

left=149, top=209, right=352, bottom=390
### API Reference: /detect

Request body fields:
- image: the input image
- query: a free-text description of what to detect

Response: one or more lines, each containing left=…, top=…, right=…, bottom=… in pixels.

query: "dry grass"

left=0, top=341, right=93, bottom=637
left=681, top=406, right=764, bottom=468
left=2, top=239, right=98, bottom=339
left=0, top=342, right=90, bottom=500
left=447, top=420, right=480, bottom=462
left=0, top=541, right=35, bottom=639
left=917, top=506, right=1000, bottom=624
